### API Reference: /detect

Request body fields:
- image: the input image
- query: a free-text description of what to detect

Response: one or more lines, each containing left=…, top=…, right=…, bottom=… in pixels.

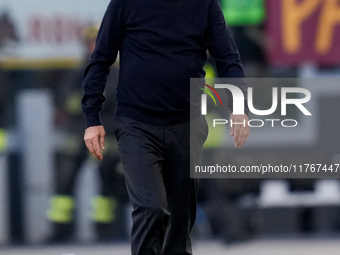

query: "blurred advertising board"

left=0, top=0, right=109, bottom=69
left=267, top=0, right=340, bottom=66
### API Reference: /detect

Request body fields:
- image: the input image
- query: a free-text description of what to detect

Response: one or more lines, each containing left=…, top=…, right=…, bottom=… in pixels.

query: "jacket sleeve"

left=82, top=0, right=125, bottom=128
left=206, top=0, right=248, bottom=114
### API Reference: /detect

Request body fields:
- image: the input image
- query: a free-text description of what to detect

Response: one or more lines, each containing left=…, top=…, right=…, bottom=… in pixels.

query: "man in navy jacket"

left=82, top=0, right=249, bottom=254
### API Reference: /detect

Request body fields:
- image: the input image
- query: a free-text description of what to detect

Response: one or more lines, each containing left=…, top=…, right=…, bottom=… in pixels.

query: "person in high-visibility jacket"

left=0, top=129, right=7, bottom=153
left=46, top=23, right=128, bottom=243
left=199, top=60, right=258, bottom=244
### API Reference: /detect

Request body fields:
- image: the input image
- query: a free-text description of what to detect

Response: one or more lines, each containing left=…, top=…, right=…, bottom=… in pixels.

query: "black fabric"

left=82, top=0, right=246, bottom=128
left=113, top=115, right=208, bottom=255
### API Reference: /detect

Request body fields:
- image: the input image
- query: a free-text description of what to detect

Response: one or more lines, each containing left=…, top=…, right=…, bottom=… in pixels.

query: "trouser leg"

left=114, top=116, right=169, bottom=255
left=162, top=159, right=198, bottom=255
left=162, top=117, right=207, bottom=255
left=114, top=115, right=208, bottom=255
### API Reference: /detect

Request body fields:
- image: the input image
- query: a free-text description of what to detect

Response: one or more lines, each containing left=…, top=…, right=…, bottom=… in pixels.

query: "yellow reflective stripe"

left=204, top=113, right=227, bottom=148
left=47, top=196, right=74, bottom=223
left=203, top=63, right=217, bottom=87
left=0, top=129, right=8, bottom=153
left=65, top=93, right=82, bottom=115
left=91, top=196, right=117, bottom=223
left=0, top=58, right=82, bottom=70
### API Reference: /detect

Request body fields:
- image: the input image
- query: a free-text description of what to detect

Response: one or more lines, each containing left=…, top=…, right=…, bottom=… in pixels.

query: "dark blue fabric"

left=113, top=115, right=207, bottom=255
left=82, top=0, right=245, bottom=128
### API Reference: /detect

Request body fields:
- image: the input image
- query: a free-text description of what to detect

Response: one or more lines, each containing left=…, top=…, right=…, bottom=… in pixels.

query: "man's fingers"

left=85, top=140, right=95, bottom=154
left=233, top=124, right=241, bottom=143
left=91, top=140, right=103, bottom=160
left=85, top=140, right=102, bottom=160
left=86, top=139, right=103, bottom=160
left=230, top=113, right=250, bottom=148
left=84, top=125, right=105, bottom=160
left=100, top=132, right=105, bottom=150
left=235, top=127, right=249, bottom=148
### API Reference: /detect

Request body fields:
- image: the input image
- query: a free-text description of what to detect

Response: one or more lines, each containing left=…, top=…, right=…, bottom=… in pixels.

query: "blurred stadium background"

left=1, top=0, right=340, bottom=254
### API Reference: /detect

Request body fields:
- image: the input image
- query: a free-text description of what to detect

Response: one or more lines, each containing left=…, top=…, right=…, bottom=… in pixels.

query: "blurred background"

left=1, top=0, right=340, bottom=254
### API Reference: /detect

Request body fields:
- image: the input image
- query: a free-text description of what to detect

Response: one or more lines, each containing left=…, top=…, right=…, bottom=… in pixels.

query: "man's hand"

left=84, top=125, right=106, bottom=160
left=230, top=113, right=249, bottom=148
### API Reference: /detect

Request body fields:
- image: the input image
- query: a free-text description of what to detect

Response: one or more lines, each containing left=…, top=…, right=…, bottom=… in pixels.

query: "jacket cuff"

left=84, top=112, right=102, bottom=128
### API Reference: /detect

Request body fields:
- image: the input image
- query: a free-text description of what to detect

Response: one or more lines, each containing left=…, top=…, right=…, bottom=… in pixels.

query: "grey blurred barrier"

left=75, top=158, right=98, bottom=243
left=14, top=89, right=100, bottom=244
left=17, top=90, right=54, bottom=244
left=0, top=89, right=104, bottom=244
left=0, top=153, right=9, bottom=244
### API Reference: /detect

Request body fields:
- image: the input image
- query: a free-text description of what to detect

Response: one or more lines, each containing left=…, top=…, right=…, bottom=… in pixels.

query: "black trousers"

left=113, top=115, right=208, bottom=255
